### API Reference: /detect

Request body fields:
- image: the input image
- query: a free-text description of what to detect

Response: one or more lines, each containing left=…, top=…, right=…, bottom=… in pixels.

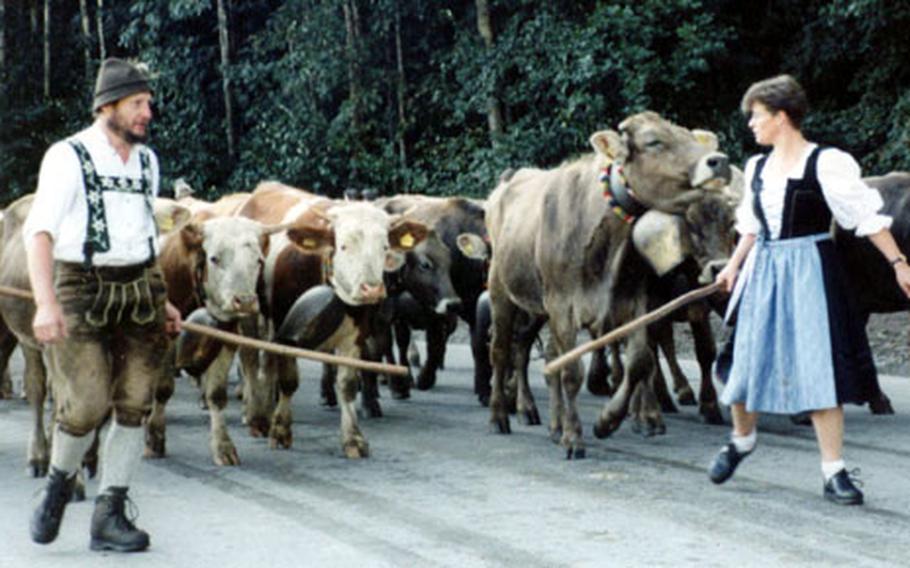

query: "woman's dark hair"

left=741, top=74, right=809, bottom=129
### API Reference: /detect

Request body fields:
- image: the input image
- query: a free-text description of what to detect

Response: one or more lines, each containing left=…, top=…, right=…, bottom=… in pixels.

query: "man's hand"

left=33, top=301, right=68, bottom=344
left=165, top=301, right=182, bottom=336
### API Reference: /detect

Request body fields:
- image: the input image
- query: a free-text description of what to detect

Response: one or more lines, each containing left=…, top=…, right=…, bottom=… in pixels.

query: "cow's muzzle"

left=435, top=298, right=463, bottom=315
left=355, top=282, right=387, bottom=304
left=692, top=152, right=731, bottom=190
left=228, top=293, right=260, bottom=315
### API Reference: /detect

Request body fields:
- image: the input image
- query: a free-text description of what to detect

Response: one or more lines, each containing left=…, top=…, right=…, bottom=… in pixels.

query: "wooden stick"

left=543, top=282, right=723, bottom=376
left=0, top=285, right=409, bottom=376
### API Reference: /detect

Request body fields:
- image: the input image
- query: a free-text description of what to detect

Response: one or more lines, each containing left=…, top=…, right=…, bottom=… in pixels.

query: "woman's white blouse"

left=735, top=144, right=891, bottom=239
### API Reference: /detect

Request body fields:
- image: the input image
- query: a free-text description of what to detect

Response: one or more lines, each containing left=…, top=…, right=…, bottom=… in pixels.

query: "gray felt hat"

left=92, top=58, right=152, bottom=112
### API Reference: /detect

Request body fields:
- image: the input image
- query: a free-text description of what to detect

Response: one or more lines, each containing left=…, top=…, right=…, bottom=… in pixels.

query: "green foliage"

left=2, top=0, right=909, bottom=204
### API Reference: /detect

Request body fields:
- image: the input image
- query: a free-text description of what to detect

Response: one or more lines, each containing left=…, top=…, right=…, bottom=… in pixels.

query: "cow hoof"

left=477, top=393, right=490, bottom=407
left=675, top=386, right=697, bottom=406
left=343, top=440, right=370, bottom=459
left=592, top=416, right=621, bottom=439
left=28, top=459, right=48, bottom=478
left=389, top=375, right=411, bottom=400
left=416, top=370, right=436, bottom=391
left=321, top=392, right=338, bottom=408
left=248, top=415, right=270, bottom=438
left=269, top=423, right=293, bottom=450
left=659, top=399, right=679, bottom=414
left=198, top=394, right=209, bottom=411
left=362, top=400, right=384, bottom=419
left=519, top=407, right=541, bottom=426
left=700, top=404, right=725, bottom=426
left=565, top=446, right=586, bottom=460
left=71, top=482, right=86, bottom=503
left=490, top=415, right=511, bottom=435
left=869, top=396, right=895, bottom=415
left=213, top=444, right=241, bottom=466
left=145, top=429, right=166, bottom=459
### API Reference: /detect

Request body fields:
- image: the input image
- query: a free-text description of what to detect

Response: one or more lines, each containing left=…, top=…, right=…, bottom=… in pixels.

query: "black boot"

left=89, top=487, right=150, bottom=552
left=708, top=442, right=753, bottom=484
left=30, top=467, right=77, bottom=544
left=824, top=469, right=864, bottom=506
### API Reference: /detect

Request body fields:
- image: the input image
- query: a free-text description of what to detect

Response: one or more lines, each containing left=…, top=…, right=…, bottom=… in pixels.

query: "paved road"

left=2, top=342, right=909, bottom=567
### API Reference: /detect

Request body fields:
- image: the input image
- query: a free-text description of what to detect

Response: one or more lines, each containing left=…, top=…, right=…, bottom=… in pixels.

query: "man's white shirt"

left=23, top=122, right=161, bottom=266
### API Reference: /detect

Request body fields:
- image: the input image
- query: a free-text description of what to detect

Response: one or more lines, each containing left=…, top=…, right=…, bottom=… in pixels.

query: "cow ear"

left=692, top=129, right=719, bottom=151
left=631, top=210, right=691, bottom=277
left=287, top=223, right=334, bottom=253
left=456, top=233, right=489, bottom=260
left=384, top=250, right=406, bottom=272
left=180, top=222, right=204, bottom=250
left=589, top=130, right=627, bottom=162
left=258, top=233, right=270, bottom=258
left=388, top=220, right=429, bottom=251
left=154, top=199, right=192, bottom=235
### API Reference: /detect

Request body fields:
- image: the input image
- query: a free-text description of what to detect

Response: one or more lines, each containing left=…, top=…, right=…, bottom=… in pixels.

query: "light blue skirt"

left=720, top=234, right=838, bottom=414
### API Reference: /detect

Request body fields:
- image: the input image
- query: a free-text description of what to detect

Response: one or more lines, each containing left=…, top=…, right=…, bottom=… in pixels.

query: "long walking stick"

left=543, top=282, right=723, bottom=376
left=0, top=285, right=409, bottom=376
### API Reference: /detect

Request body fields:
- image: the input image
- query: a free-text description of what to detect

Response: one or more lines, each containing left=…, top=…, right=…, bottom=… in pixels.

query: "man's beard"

left=106, top=112, right=148, bottom=145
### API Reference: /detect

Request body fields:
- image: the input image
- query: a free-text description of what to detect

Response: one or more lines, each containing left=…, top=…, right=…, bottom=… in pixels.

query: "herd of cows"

left=1, top=111, right=910, bottom=491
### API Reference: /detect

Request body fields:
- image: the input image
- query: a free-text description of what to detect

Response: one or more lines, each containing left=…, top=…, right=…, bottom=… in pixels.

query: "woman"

left=708, top=74, right=910, bottom=505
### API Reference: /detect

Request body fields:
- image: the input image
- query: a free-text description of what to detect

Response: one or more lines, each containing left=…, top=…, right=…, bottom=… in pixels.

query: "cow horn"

left=390, top=204, right=420, bottom=227
left=260, top=221, right=299, bottom=236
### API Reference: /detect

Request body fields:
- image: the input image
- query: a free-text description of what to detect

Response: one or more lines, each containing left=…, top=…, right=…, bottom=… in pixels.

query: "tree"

left=95, top=0, right=105, bottom=60
left=475, top=0, right=503, bottom=140
left=79, top=0, right=92, bottom=86
left=216, top=0, right=235, bottom=160
left=42, top=0, right=49, bottom=98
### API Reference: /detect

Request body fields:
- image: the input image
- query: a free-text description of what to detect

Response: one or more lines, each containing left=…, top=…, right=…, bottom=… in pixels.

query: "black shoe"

left=824, top=469, right=864, bottom=506
left=89, top=487, right=150, bottom=552
left=708, top=442, right=753, bottom=484
left=30, top=467, right=77, bottom=544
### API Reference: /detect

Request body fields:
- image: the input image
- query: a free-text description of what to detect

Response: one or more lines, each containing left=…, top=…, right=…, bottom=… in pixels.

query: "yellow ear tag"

left=160, top=217, right=174, bottom=233
left=303, top=238, right=317, bottom=249
left=462, top=242, right=474, bottom=255
left=400, top=232, right=415, bottom=249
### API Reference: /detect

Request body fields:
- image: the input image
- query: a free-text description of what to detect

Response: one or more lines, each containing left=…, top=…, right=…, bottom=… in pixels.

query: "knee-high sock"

left=50, top=426, right=95, bottom=475
left=98, top=423, right=145, bottom=494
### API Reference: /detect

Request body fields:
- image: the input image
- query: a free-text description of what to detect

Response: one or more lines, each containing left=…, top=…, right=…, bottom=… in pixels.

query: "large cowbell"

left=631, top=210, right=691, bottom=277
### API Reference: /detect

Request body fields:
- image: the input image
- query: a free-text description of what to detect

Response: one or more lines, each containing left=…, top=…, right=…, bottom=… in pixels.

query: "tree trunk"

left=216, top=0, right=235, bottom=160
left=79, top=0, right=92, bottom=86
left=394, top=0, right=408, bottom=171
left=96, top=0, right=106, bottom=61
left=0, top=0, right=6, bottom=81
left=342, top=0, right=362, bottom=135
left=475, top=0, right=504, bottom=138
left=42, top=0, right=49, bottom=99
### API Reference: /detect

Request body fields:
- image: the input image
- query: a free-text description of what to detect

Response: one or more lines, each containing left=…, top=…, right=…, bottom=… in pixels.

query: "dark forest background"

left=1, top=0, right=908, bottom=203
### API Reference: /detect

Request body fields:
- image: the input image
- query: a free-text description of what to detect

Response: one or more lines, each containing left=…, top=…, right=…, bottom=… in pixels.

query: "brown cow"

left=486, top=111, right=730, bottom=458
left=237, top=181, right=428, bottom=458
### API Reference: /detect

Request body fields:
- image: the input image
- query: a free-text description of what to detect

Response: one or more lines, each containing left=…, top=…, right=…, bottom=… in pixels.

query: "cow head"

left=590, top=111, right=731, bottom=215
left=287, top=202, right=429, bottom=306
left=181, top=217, right=283, bottom=321
left=632, top=193, right=736, bottom=283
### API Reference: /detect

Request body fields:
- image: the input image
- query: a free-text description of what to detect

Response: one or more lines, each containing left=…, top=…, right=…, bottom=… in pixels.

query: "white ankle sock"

left=822, top=459, right=846, bottom=481
left=50, top=426, right=96, bottom=475
left=731, top=429, right=757, bottom=453
left=98, top=423, right=145, bottom=494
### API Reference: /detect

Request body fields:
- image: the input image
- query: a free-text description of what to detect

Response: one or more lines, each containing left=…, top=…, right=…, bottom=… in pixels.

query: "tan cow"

left=485, top=111, right=731, bottom=458
left=237, top=181, right=428, bottom=458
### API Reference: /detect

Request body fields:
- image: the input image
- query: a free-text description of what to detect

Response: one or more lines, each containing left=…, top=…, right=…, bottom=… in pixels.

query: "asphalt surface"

left=1, top=341, right=910, bottom=567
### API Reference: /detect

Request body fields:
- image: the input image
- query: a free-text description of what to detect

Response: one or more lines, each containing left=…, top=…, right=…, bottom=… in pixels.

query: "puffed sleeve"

left=734, top=155, right=762, bottom=236
left=818, top=148, right=892, bottom=236
left=22, top=142, right=82, bottom=245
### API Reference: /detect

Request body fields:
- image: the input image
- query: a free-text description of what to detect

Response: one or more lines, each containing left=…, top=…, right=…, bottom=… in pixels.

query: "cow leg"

left=594, top=325, right=656, bottom=439
left=204, top=345, right=241, bottom=465
left=543, top=333, right=565, bottom=443
left=609, top=343, right=624, bottom=393
left=337, top=338, right=369, bottom=458
left=630, top=360, right=666, bottom=437
left=472, top=293, right=493, bottom=406
left=359, top=332, right=384, bottom=418
left=269, top=353, right=299, bottom=450
left=586, top=346, right=613, bottom=396
left=549, top=315, right=584, bottom=459
left=649, top=324, right=679, bottom=414
left=382, top=325, right=410, bottom=400
left=145, top=341, right=176, bottom=458
left=0, top=325, right=16, bottom=399
left=653, top=318, right=696, bottom=406
left=416, top=319, right=445, bottom=390
left=512, top=332, right=540, bottom=426
left=690, top=307, right=724, bottom=425
left=488, top=279, right=517, bottom=435
left=320, top=364, right=338, bottom=407
left=23, top=346, right=49, bottom=478
left=239, top=316, right=273, bottom=437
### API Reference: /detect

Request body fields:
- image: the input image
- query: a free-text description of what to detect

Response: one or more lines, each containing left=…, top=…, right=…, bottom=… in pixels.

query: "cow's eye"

left=340, top=244, right=347, bottom=252
left=645, top=139, right=663, bottom=149
left=209, top=255, right=220, bottom=266
left=419, top=259, right=433, bottom=271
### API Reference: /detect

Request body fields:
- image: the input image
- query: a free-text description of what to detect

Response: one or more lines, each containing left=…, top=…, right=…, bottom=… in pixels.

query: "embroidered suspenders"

left=68, top=139, right=156, bottom=267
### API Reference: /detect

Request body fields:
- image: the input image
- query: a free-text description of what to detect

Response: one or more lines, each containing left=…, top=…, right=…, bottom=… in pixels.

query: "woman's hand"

left=715, top=264, right=739, bottom=293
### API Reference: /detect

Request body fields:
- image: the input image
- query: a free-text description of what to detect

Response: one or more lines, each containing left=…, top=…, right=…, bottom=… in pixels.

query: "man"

left=26, top=57, right=181, bottom=552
